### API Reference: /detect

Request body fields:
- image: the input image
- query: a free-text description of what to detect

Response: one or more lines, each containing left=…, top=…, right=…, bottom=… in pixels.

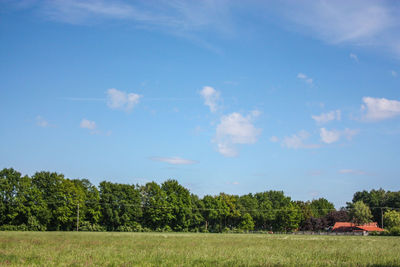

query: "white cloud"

left=200, top=86, right=220, bottom=113
left=106, top=88, right=141, bottom=112
left=215, top=112, right=261, bottom=157
left=36, top=116, right=49, bottom=127
left=320, top=128, right=340, bottom=144
left=312, top=110, right=341, bottom=124
left=339, top=169, right=367, bottom=175
left=391, top=70, right=398, bottom=77
left=350, top=53, right=359, bottom=61
left=297, top=73, right=313, bottom=84
left=320, top=128, right=358, bottom=144
left=270, top=136, right=279, bottom=143
left=361, top=96, right=400, bottom=121
left=150, top=156, right=198, bottom=165
left=217, top=143, right=238, bottom=157
left=282, top=130, right=319, bottom=149
left=80, top=119, right=96, bottom=130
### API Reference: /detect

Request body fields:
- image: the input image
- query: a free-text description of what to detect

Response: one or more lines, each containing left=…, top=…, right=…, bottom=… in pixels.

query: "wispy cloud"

left=282, top=130, right=320, bottom=149
left=214, top=111, right=261, bottom=157
left=276, top=1, right=398, bottom=50
left=106, top=88, right=141, bottom=112
left=23, top=0, right=234, bottom=50
left=350, top=53, right=359, bottom=62
left=297, top=73, right=313, bottom=85
left=391, top=70, right=398, bottom=77
left=200, top=86, right=220, bottom=113
left=61, top=97, right=105, bottom=102
left=150, top=156, right=198, bottom=165
left=36, top=115, right=49, bottom=127
left=361, top=96, right=400, bottom=121
left=338, top=169, right=368, bottom=175
left=312, top=110, right=341, bottom=124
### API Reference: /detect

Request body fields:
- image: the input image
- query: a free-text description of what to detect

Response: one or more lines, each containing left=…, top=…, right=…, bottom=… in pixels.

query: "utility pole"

left=381, top=207, right=384, bottom=229
left=77, top=203, right=79, bottom=232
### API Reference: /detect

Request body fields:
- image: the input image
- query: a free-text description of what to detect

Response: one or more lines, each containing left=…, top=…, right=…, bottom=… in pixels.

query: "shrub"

left=389, top=226, right=400, bottom=236
left=27, top=216, right=46, bottom=231
left=0, top=224, right=28, bottom=231
left=79, top=221, right=106, bottom=232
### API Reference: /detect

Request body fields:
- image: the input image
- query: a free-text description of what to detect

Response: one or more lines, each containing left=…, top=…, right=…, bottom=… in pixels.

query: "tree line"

left=1, top=168, right=400, bottom=233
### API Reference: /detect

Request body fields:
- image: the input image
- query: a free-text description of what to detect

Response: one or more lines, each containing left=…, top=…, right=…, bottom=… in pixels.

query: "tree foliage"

left=349, top=201, right=373, bottom=225
left=1, top=167, right=397, bottom=232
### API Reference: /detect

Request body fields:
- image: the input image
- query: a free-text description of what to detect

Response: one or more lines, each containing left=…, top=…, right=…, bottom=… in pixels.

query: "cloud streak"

left=150, top=156, right=198, bottom=165
left=339, top=169, right=368, bottom=175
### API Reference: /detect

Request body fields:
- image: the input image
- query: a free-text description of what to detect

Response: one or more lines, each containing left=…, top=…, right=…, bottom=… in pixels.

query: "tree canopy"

left=1, top=168, right=399, bottom=232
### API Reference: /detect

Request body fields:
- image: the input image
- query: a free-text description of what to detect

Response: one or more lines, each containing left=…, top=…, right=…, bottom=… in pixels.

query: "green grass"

left=0, top=232, right=399, bottom=266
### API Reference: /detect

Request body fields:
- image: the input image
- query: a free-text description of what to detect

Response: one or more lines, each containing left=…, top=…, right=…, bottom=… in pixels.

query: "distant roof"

left=332, top=222, right=384, bottom=232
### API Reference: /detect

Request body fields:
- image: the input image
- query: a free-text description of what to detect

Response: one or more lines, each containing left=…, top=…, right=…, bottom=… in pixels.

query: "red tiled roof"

left=356, top=225, right=384, bottom=232
left=332, top=222, right=384, bottom=232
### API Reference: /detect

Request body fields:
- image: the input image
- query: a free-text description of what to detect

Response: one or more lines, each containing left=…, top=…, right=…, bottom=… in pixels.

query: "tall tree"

left=309, top=198, right=335, bottom=218
left=349, top=201, right=373, bottom=225
left=161, top=179, right=193, bottom=231
left=99, top=181, right=142, bottom=231
left=141, top=182, right=169, bottom=230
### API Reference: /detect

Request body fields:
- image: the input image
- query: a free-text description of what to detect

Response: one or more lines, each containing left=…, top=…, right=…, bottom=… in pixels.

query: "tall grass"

left=1, top=232, right=399, bottom=266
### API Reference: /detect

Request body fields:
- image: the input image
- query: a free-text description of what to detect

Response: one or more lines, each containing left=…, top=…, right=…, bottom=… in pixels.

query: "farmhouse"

left=332, top=222, right=384, bottom=233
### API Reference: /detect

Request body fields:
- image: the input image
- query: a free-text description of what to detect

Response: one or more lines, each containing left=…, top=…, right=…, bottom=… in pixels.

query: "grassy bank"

left=1, top=232, right=399, bottom=266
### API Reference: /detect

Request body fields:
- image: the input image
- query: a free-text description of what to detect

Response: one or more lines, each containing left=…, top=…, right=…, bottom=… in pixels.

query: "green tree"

left=309, top=198, right=335, bottom=218
left=201, top=195, right=221, bottom=232
left=349, top=201, right=373, bottom=225
left=189, top=194, right=204, bottom=231
left=0, top=168, right=21, bottom=225
left=218, top=193, right=241, bottom=231
left=141, top=182, right=169, bottom=230
left=99, top=181, right=142, bottom=231
left=73, top=179, right=101, bottom=226
left=383, top=210, right=400, bottom=230
left=31, top=171, right=84, bottom=230
left=351, top=189, right=387, bottom=226
left=239, top=213, right=255, bottom=231
left=161, top=179, right=193, bottom=231
left=276, top=202, right=302, bottom=232
left=254, top=192, right=274, bottom=230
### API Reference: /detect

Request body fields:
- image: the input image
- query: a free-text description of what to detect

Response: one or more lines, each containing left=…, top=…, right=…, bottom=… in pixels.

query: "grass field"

left=1, top=232, right=399, bottom=266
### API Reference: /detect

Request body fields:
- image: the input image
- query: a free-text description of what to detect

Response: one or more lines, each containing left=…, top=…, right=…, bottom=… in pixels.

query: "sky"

left=1, top=0, right=400, bottom=208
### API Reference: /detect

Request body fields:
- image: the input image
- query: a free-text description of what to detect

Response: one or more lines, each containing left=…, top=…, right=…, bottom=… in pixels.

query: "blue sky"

left=1, top=0, right=400, bottom=207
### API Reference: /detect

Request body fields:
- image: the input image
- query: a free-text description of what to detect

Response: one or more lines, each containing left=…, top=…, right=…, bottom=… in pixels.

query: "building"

left=332, top=222, right=384, bottom=232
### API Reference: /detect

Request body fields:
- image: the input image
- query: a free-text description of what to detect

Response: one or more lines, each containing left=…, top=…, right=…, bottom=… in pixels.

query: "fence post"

left=76, top=203, right=79, bottom=232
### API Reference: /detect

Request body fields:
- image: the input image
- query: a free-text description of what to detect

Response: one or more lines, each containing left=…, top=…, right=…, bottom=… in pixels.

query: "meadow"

left=1, top=232, right=400, bottom=266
